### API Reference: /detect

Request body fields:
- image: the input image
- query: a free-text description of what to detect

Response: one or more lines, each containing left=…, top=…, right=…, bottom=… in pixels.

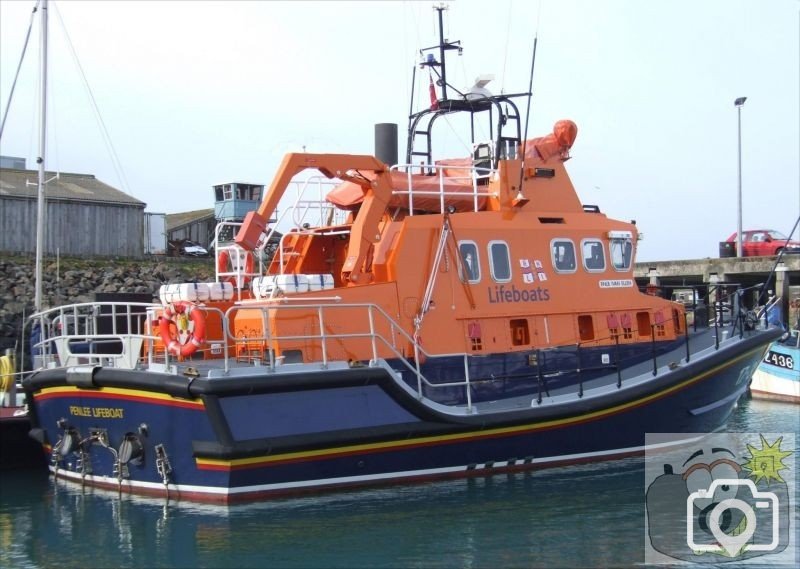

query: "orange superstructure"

left=229, top=121, right=683, bottom=366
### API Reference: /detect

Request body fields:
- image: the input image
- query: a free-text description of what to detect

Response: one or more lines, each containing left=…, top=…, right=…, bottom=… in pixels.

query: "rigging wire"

left=500, top=0, right=513, bottom=94
left=52, top=1, right=133, bottom=197
left=518, top=0, right=543, bottom=194
left=0, top=0, right=40, bottom=142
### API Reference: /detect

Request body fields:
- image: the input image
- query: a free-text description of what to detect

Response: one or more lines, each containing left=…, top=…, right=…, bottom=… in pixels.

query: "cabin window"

left=578, top=315, right=595, bottom=341
left=610, top=238, right=633, bottom=271
left=551, top=239, right=577, bottom=273
left=235, top=184, right=263, bottom=201
left=510, top=319, right=530, bottom=346
left=458, top=241, right=481, bottom=283
left=223, top=184, right=234, bottom=200
left=488, top=241, right=512, bottom=282
left=581, top=239, right=606, bottom=272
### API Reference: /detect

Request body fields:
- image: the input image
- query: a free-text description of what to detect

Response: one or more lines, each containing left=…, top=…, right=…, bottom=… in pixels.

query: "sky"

left=0, top=0, right=798, bottom=262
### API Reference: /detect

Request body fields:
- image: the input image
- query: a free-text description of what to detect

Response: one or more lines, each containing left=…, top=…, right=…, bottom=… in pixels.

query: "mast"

left=436, top=5, right=448, bottom=101
left=34, top=0, right=48, bottom=311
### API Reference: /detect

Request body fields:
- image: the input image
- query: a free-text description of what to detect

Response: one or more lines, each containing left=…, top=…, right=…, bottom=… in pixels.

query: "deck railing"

left=389, top=163, right=495, bottom=215
left=25, top=283, right=769, bottom=412
left=223, top=301, right=476, bottom=410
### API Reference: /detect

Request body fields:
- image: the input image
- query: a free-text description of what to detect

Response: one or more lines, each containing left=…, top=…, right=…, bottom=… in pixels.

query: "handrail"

left=28, top=302, right=159, bottom=370
left=25, top=294, right=772, bottom=408
left=288, top=176, right=342, bottom=229
left=389, top=163, right=494, bottom=215
left=223, top=301, right=478, bottom=408
left=221, top=300, right=718, bottom=408
left=214, top=221, right=261, bottom=297
left=27, top=302, right=229, bottom=372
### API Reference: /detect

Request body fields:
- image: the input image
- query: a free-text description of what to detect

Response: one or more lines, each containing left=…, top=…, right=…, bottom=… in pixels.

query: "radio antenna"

left=518, top=34, right=538, bottom=195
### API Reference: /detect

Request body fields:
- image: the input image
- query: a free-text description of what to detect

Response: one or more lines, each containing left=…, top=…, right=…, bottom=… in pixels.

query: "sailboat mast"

left=34, top=0, right=48, bottom=312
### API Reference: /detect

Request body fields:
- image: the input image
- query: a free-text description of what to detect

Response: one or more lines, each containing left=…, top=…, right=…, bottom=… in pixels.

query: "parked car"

left=725, top=229, right=800, bottom=257
left=180, top=240, right=209, bottom=257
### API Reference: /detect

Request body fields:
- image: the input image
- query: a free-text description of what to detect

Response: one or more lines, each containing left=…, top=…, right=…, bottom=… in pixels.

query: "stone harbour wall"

left=0, top=255, right=215, bottom=350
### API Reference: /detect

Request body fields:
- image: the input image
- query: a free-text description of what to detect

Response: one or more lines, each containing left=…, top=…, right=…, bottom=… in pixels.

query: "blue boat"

left=749, top=327, right=799, bottom=403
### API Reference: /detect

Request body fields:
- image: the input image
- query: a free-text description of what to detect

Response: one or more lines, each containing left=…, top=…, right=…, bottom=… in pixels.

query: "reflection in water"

left=0, top=399, right=797, bottom=568
left=3, top=460, right=647, bottom=568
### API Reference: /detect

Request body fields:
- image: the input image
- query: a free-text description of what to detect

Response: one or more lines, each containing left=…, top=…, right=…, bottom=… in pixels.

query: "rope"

left=0, top=1, right=40, bottom=141
left=52, top=2, right=134, bottom=197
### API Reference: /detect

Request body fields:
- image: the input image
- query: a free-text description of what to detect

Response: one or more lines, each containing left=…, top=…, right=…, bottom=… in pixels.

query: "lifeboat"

left=23, top=4, right=783, bottom=505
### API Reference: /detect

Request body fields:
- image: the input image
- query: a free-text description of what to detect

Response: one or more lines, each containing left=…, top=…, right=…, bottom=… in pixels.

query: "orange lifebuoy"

left=159, top=301, right=206, bottom=357
left=216, top=249, right=255, bottom=288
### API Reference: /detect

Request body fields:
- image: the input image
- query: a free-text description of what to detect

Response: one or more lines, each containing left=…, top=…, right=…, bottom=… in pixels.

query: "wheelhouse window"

left=458, top=241, right=480, bottom=283
left=610, top=237, right=633, bottom=271
left=551, top=239, right=577, bottom=273
left=488, top=241, right=511, bottom=282
left=582, top=239, right=606, bottom=272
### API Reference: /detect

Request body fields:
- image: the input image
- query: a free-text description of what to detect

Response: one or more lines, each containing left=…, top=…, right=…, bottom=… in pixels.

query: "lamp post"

left=734, top=96, right=747, bottom=258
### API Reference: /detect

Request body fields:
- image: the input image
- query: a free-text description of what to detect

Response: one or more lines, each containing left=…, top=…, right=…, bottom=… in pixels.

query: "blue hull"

left=24, top=333, right=773, bottom=503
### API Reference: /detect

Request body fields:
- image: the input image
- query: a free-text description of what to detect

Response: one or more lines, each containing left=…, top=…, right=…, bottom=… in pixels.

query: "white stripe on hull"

left=48, top=436, right=702, bottom=500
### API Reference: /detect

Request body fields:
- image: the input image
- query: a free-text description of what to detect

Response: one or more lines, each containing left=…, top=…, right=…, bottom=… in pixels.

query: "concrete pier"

left=634, top=254, right=800, bottom=325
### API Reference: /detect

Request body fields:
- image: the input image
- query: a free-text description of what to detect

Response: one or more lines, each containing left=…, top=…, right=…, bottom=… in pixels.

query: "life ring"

left=159, top=301, right=206, bottom=357
left=217, top=249, right=255, bottom=288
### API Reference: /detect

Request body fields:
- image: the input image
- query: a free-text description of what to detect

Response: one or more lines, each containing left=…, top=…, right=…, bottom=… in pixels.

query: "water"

left=1, top=398, right=798, bottom=569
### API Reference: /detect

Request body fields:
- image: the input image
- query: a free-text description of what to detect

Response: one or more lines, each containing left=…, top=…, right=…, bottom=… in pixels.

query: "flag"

left=429, top=71, right=439, bottom=110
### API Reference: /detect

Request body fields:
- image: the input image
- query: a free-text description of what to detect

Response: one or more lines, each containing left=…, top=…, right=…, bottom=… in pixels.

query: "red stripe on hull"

left=36, top=390, right=202, bottom=410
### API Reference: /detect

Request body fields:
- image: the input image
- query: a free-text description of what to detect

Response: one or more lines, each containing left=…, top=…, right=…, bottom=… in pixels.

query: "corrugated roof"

left=0, top=168, right=145, bottom=207
left=166, top=208, right=215, bottom=230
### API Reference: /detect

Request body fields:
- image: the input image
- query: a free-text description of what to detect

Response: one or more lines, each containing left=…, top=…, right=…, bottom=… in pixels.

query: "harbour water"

left=1, top=397, right=797, bottom=569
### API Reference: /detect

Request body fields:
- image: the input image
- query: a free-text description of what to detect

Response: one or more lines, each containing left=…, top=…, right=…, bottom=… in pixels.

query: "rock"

left=0, top=256, right=215, bottom=349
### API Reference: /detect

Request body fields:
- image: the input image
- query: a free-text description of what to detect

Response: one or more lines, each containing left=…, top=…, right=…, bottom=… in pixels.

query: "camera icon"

left=686, top=478, right=779, bottom=557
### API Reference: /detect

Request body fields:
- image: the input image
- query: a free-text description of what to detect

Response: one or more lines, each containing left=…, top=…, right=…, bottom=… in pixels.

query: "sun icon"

left=742, top=434, right=793, bottom=485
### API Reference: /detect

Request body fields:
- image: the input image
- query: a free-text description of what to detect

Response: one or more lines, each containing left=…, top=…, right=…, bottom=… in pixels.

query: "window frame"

left=581, top=238, right=606, bottom=273
left=458, top=240, right=481, bottom=284
left=550, top=238, right=577, bottom=274
left=609, top=237, right=633, bottom=272
left=488, top=240, right=512, bottom=283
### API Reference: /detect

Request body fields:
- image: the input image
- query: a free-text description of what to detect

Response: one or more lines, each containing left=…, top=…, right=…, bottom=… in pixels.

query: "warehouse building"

left=0, top=166, right=146, bottom=257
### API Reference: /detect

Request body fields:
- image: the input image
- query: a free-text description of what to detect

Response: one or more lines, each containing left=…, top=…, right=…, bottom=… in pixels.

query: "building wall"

left=0, top=197, right=145, bottom=257
left=168, top=217, right=216, bottom=248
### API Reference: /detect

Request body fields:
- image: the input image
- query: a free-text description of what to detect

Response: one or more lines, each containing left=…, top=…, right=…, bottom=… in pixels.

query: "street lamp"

left=734, top=96, right=747, bottom=258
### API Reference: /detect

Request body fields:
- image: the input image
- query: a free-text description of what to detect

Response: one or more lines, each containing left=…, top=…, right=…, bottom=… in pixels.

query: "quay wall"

left=0, top=254, right=214, bottom=350
left=634, top=255, right=800, bottom=327
left=633, top=255, right=800, bottom=285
